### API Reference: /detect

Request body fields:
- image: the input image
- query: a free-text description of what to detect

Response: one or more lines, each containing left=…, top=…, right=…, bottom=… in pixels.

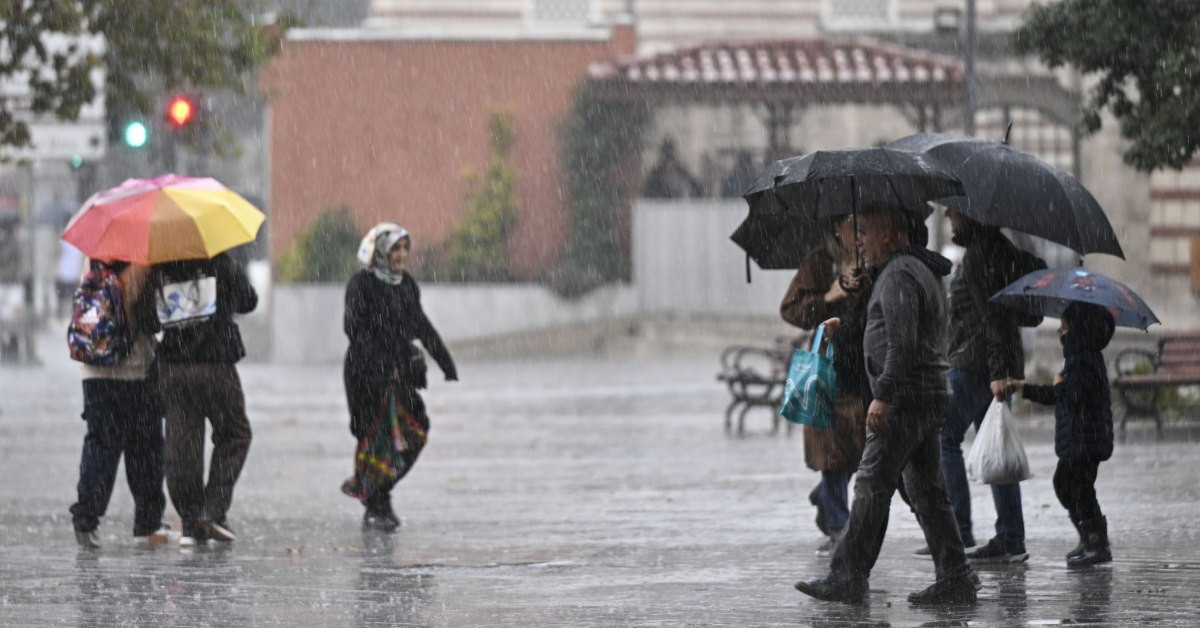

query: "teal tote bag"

left=779, top=323, right=838, bottom=429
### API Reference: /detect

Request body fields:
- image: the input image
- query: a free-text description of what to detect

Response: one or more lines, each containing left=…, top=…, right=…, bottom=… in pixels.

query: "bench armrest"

left=1114, top=348, right=1158, bottom=379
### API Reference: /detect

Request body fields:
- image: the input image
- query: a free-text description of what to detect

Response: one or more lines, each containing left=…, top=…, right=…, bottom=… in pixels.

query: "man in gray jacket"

left=794, top=204, right=978, bottom=606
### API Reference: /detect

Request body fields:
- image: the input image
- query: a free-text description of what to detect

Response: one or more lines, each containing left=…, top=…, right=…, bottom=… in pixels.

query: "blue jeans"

left=817, top=470, right=852, bottom=534
left=940, top=368, right=1025, bottom=552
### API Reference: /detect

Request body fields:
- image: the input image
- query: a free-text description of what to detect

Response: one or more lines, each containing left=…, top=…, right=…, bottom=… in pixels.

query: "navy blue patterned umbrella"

left=990, top=268, right=1158, bottom=330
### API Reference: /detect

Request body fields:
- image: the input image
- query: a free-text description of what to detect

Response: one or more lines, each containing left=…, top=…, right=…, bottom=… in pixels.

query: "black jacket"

left=864, top=246, right=954, bottom=408
left=155, top=253, right=258, bottom=364
left=1024, top=303, right=1115, bottom=462
left=343, top=270, right=456, bottom=387
left=948, top=230, right=1046, bottom=380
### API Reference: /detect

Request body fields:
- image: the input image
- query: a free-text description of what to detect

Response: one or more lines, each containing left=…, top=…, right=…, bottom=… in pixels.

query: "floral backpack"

left=67, top=264, right=129, bottom=365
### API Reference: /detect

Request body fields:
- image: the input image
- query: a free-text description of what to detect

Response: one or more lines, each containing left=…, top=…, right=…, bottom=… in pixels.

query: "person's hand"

left=824, top=279, right=849, bottom=304
left=1054, top=372, right=1063, bottom=385
left=867, top=399, right=890, bottom=433
left=990, top=379, right=1020, bottom=401
left=838, top=268, right=869, bottom=295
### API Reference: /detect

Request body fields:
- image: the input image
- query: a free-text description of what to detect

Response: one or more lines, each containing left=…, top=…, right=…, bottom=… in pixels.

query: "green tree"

left=439, top=109, right=519, bottom=281
left=276, top=208, right=360, bottom=283
left=0, top=1, right=287, bottom=152
left=549, top=85, right=647, bottom=297
left=1014, top=0, right=1200, bottom=171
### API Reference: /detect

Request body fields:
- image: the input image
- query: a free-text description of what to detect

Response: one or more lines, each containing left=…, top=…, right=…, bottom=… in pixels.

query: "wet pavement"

left=3, top=332, right=1200, bottom=626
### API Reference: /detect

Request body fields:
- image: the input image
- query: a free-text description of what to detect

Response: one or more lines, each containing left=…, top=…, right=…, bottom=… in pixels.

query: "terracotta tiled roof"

left=590, top=37, right=963, bottom=86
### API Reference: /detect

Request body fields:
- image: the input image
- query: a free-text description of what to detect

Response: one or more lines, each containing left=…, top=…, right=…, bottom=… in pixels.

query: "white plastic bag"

left=965, top=400, right=1031, bottom=484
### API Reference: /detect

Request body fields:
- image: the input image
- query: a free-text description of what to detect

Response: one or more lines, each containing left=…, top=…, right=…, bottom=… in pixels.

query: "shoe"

left=341, top=478, right=364, bottom=500
left=815, top=537, right=836, bottom=557
left=363, top=511, right=399, bottom=532
left=180, top=522, right=209, bottom=548
left=966, top=539, right=1028, bottom=564
left=199, top=520, right=236, bottom=543
left=907, top=572, right=979, bottom=606
left=134, top=524, right=172, bottom=548
left=794, top=575, right=867, bottom=605
left=75, top=529, right=101, bottom=549
left=914, top=538, right=975, bottom=559
left=1067, top=517, right=1112, bottom=568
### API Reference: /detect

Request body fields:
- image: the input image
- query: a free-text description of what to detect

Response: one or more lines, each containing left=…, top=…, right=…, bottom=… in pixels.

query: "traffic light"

left=123, top=121, right=148, bottom=148
left=165, top=95, right=197, bottom=128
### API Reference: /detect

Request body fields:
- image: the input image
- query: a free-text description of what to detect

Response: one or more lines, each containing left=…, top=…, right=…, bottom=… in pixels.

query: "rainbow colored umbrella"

left=62, top=174, right=265, bottom=264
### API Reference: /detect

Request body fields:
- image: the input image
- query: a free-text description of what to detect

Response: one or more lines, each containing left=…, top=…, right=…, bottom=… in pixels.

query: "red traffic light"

left=166, top=96, right=195, bottom=127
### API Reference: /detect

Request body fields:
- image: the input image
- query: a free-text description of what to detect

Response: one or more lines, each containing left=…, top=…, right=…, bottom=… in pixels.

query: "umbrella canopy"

left=742, top=146, right=964, bottom=219
left=990, top=268, right=1158, bottom=330
left=62, top=174, right=265, bottom=264
left=886, top=133, right=1124, bottom=259
left=733, top=147, right=953, bottom=272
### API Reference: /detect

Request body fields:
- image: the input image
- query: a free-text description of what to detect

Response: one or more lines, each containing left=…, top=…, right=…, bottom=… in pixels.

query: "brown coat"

left=780, top=251, right=868, bottom=472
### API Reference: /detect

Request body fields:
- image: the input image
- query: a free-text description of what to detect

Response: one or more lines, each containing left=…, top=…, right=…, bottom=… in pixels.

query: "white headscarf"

left=356, top=222, right=410, bottom=285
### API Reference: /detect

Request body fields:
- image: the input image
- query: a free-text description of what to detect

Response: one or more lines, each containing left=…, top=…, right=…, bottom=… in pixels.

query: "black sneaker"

left=966, top=539, right=1028, bottom=564
left=907, top=572, right=980, bottom=606
left=794, top=575, right=868, bottom=605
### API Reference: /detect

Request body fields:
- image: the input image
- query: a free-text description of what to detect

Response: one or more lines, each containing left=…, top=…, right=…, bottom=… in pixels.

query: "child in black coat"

left=1014, top=302, right=1115, bottom=567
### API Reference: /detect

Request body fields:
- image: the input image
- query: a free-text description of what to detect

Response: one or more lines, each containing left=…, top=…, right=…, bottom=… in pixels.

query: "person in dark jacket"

left=343, top=223, right=457, bottom=531
left=155, top=252, right=258, bottom=547
left=1015, top=301, right=1115, bottom=568
left=780, top=216, right=871, bottom=555
left=936, top=206, right=1046, bottom=563
left=794, top=204, right=978, bottom=606
left=69, top=261, right=169, bottom=549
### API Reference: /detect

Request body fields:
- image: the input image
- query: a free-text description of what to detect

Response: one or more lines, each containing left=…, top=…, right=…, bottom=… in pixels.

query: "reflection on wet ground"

left=2, top=351, right=1199, bottom=625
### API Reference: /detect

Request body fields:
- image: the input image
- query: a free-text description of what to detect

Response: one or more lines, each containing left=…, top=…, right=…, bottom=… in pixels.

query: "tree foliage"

left=549, top=85, right=647, bottom=297
left=1014, top=0, right=1200, bottom=171
left=0, top=0, right=286, bottom=152
left=276, top=207, right=360, bottom=283
left=437, top=109, right=519, bottom=281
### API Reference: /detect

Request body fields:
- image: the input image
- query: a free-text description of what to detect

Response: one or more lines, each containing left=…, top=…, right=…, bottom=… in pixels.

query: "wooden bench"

left=716, top=334, right=808, bottom=434
left=1112, top=331, right=1200, bottom=436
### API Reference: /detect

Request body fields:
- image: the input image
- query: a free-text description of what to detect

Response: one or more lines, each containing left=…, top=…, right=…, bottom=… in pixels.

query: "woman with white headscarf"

left=342, top=223, right=457, bottom=531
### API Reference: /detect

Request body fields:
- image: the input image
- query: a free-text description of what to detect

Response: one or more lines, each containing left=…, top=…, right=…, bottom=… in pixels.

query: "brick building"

left=262, top=22, right=635, bottom=278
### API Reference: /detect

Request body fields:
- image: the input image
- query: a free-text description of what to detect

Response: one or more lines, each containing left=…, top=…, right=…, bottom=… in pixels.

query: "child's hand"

left=1054, top=372, right=1064, bottom=385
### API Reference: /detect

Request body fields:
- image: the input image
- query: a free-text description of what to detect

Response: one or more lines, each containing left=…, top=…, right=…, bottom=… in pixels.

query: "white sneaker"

left=179, top=535, right=198, bottom=548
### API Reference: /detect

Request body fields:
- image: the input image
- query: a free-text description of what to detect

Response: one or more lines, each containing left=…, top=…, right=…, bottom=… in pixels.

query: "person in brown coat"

left=780, top=216, right=871, bottom=555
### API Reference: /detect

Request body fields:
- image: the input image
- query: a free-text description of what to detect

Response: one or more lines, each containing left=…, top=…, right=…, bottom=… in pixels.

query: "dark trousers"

left=1054, top=458, right=1102, bottom=523
left=159, top=363, right=252, bottom=526
left=940, top=368, right=1025, bottom=550
left=70, top=379, right=166, bottom=535
left=830, top=402, right=969, bottom=582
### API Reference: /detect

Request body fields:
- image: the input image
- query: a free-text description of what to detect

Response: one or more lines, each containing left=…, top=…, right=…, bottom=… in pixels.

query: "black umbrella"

left=742, top=146, right=964, bottom=219
left=886, top=133, right=1124, bottom=259
left=733, top=147, right=962, bottom=274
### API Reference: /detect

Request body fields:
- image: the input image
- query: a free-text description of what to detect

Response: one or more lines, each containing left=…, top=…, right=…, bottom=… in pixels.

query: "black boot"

left=1066, top=515, right=1086, bottom=560
left=1067, top=516, right=1111, bottom=568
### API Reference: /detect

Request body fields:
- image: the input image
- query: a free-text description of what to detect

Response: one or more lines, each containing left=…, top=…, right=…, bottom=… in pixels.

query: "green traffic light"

left=124, top=121, right=148, bottom=148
